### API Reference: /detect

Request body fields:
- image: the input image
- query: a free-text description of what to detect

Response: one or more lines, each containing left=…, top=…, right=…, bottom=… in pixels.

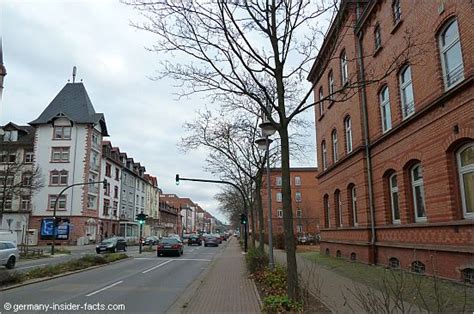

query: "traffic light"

left=175, top=174, right=180, bottom=186
left=103, top=179, right=108, bottom=190
left=137, top=212, right=148, bottom=225
left=240, top=213, right=247, bottom=225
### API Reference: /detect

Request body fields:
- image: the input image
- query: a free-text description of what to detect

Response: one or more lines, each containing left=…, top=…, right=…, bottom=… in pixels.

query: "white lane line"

left=142, top=260, right=173, bottom=274
left=188, top=249, right=195, bottom=253
left=86, top=280, right=123, bottom=297
left=17, top=263, right=47, bottom=270
left=134, top=258, right=211, bottom=262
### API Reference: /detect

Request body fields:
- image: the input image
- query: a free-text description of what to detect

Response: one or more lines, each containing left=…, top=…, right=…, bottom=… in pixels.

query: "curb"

left=165, top=240, right=230, bottom=314
left=0, top=256, right=130, bottom=291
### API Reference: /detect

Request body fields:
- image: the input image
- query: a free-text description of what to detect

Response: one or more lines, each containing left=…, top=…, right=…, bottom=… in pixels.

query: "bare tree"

left=124, top=0, right=427, bottom=299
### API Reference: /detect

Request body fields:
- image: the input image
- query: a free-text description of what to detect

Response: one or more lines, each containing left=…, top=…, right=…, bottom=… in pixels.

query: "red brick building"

left=261, top=168, right=320, bottom=236
left=308, top=0, right=473, bottom=282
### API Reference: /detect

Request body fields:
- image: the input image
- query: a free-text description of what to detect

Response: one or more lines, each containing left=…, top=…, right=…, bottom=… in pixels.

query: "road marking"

left=142, top=260, right=172, bottom=274
left=133, top=257, right=211, bottom=262
left=86, top=280, right=123, bottom=297
left=172, top=258, right=211, bottom=262
left=188, top=249, right=195, bottom=252
left=17, top=263, right=47, bottom=270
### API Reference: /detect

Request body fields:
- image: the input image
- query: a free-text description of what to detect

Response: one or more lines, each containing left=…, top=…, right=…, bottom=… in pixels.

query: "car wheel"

left=112, top=247, right=117, bottom=253
left=96, top=250, right=100, bottom=254
left=6, top=256, right=16, bottom=269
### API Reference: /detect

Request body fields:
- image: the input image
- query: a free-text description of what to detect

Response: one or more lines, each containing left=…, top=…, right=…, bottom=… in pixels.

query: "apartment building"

left=144, top=174, right=160, bottom=237
left=29, top=82, right=109, bottom=245
left=260, top=168, right=320, bottom=236
left=0, top=123, right=36, bottom=243
left=308, top=0, right=473, bottom=281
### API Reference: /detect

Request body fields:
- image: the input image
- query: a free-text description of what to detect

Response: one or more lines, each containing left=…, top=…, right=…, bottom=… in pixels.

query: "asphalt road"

left=1, top=242, right=226, bottom=314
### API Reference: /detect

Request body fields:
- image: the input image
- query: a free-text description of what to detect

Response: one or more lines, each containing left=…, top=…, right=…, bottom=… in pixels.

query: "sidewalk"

left=170, top=237, right=261, bottom=314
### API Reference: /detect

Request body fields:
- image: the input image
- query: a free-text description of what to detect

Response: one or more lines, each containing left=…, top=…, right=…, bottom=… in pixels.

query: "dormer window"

left=53, top=126, right=71, bottom=140
left=2, top=130, right=18, bottom=142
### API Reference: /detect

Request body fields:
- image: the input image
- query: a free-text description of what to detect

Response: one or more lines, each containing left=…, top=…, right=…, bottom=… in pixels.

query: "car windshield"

left=159, top=238, right=179, bottom=244
left=101, top=239, right=116, bottom=245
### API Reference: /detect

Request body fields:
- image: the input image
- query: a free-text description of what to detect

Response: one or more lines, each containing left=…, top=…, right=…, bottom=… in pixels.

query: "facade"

left=308, top=0, right=473, bottom=281
left=29, top=82, right=109, bottom=245
left=261, top=168, right=320, bottom=236
left=144, top=174, right=160, bottom=237
left=158, top=199, right=180, bottom=235
left=160, top=194, right=197, bottom=234
left=0, top=123, right=35, bottom=244
left=98, top=141, right=122, bottom=239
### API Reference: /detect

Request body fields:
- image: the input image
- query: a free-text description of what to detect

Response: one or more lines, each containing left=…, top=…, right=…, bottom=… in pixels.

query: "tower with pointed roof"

left=29, top=80, right=109, bottom=244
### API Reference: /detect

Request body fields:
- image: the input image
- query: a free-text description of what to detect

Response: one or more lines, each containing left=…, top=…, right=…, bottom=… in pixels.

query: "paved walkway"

left=175, top=237, right=261, bottom=314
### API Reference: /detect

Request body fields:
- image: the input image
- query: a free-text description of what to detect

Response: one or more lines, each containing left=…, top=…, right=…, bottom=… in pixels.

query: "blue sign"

left=41, top=218, right=54, bottom=237
left=57, top=224, right=70, bottom=240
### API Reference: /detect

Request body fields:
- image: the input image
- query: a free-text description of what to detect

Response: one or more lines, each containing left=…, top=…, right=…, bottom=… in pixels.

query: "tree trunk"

left=249, top=198, right=256, bottom=249
left=255, top=173, right=265, bottom=253
left=279, top=125, right=299, bottom=300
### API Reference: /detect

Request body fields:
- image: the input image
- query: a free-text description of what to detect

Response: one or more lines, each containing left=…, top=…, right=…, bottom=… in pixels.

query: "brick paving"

left=183, top=237, right=261, bottom=314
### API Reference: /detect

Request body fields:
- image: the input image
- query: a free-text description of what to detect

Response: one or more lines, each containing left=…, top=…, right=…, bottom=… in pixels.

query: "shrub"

left=262, top=295, right=303, bottom=313
left=0, top=271, right=25, bottom=286
left=273, top=233, right=285, bottom=250
left=246, top=247, right=269, bottom=273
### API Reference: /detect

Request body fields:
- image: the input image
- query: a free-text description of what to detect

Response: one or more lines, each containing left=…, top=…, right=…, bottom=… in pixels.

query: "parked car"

left=157, top=237, right=184, bottom=256
left=188, top=235, right=202, bottom=246
left=213, top=234, right=223, bottom=244
left=167, top=234, right=181, bottom=241
left=142, top=236, right=160, bottom=245
left=0, top=241, right=19, bottom=269
left=96, top=237, right=127, bottom=254
left=204, top=236, right=219, bottom=247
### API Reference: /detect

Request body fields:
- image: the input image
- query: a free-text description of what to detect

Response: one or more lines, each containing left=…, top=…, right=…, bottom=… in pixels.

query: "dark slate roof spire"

left=30, top=82, right=109, bottom=136
left=0, top=36, right=6, bottom=78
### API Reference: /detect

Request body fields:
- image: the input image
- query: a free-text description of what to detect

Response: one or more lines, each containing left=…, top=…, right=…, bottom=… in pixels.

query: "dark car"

left=204, top=236, right=219, bottom=247
left=96, top=237, right=127, bottom=254
left=157, top=237, right=184, bottom=257
left=143, top=236, right=159, bottom=246
left=188, top=235, right=202, bottom=246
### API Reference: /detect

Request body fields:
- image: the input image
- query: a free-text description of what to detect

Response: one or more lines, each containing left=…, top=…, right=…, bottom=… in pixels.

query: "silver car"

left=0, top=241, right=19, bottom=269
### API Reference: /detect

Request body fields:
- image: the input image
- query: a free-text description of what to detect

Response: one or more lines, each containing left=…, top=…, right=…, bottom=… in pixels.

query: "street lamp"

left=255, top=107, right=276, bottom=270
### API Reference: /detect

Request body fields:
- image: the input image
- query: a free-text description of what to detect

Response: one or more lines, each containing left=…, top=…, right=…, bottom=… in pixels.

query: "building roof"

left=0, top=122, right=35, bottom=146
left=29, top=82, right=109, bottom=136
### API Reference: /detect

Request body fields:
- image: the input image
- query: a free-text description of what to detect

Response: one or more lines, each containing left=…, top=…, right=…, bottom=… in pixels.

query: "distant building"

left=260, top=167, right=320, bottom=236
left=29, top=82, right=109, bottom=245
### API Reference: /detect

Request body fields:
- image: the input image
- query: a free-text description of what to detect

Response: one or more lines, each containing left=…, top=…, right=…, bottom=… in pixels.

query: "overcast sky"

left=0, top=0, right=317, bottom=223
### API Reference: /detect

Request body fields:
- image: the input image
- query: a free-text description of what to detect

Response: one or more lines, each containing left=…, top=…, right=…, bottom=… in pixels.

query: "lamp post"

left=255, top=108, right=277, bottom=270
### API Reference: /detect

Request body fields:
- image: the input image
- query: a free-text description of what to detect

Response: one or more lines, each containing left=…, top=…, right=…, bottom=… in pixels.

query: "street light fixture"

left=255, top=108, right=276, bottom=271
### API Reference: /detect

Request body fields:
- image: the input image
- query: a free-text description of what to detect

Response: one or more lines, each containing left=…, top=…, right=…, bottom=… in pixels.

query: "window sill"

left=52, top=138, right=72, bottom=141
left=50, top=161, right=70, bottom=163
left=373, top=46, right=383, bottom=57
left=48, top=184, right=68, bottom=187
left=390, top=19, right=403, bottom=34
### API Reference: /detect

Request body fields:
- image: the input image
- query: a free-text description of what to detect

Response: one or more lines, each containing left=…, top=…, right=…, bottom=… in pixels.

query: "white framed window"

left=1, top=193, right=13, bottom=209
left=389, top=173, right=401, bottom=223
left=439, top=19, right=464, bottom=89
left=295, top=192, right=302, bottom=202
left=411, top=164, right=426, bottom=222
left=374, top=25, right=382, bottom=50
left=53, top=126, right=71, bottom=140
left=88, top=194, right=97, bottom=209
left=295, top=176, right=301, bottom=186
left=400, top=65, right=415, bottom=118
left=296, top=209, right=302, bottom=218
left=328, top=71, right=334, bottom=100
left=336, top=190, right=342, bottom=227
left=324, top=195, right=330, bottom=228
left=276, top=208, right=283, bottom=218
left=22, top=173, right=32, bottom=186
left=340, top=50, right=348, bottom=84
left=457, top=143, right=474, bottom=218
left=332, top=130, right=338, bottom=162
left=297, top=225, right=303, bottom=233
left=392, top=0, right=401, bottom=24
left=351, top=186, right=358, bottom=226
left=51, top=147, right=70, bottom=162
left=48, top=194, right=66, bottom=210
left=24, top=151, right=34, bottom=163
left=50, top=170, right=68, bottom=186
left=319, top=87, right=324, bottom=116
left=345, top=117, right=353, bottom=153
left=276, top=176, right=282, bottom=186
left=322, top=141, right=328, bottom=170
left=379, top=86, right=392, bottom=133
left=276, top=192, right=282, bottom=202
left=21, top=194, right=31, bottom=211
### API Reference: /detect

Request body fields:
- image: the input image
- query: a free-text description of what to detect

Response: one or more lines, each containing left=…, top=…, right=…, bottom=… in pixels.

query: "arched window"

left=439, top=19, right=464, bottom=89
left=328, top=71, right=334, bottom=100
left=350, top=252, right=357, bottom=261
left=335, top=189, right=342, bottom=227
left=325, top=248, right=330, bottom=256
left=462, top=268, right=474, bottom=284
left=344, top=116, right=353, bottom=153
left=457, top=143, right=474, bottom=218
left=379, top=86, right=392, bottom=133
left=336, top=250, right=342, bottom=258
left=351, top=185, right=358, bottom=226
left=389, top=257, right=400, bottom=269
left=319, top=87, right=324, bottom=117
left=340, top=50, right=348, bottom=84
left=400, top=65, right=415, bottom=118
left=50, top=170, right=68, bottom=186
left=411, top=164, right=426, bottom=222
left=389, top=173, right=401, bottom=223
left=323, top=194, right=330, bottom=228
left=374, top=25, right=382, bottom=50
left=332, top=130, right=338, bottom=162
left=411, top=261, right=425, bottom=274
left=392, top=0, right=401, bottom=24
left=322, top=141, right=328, bottom=170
